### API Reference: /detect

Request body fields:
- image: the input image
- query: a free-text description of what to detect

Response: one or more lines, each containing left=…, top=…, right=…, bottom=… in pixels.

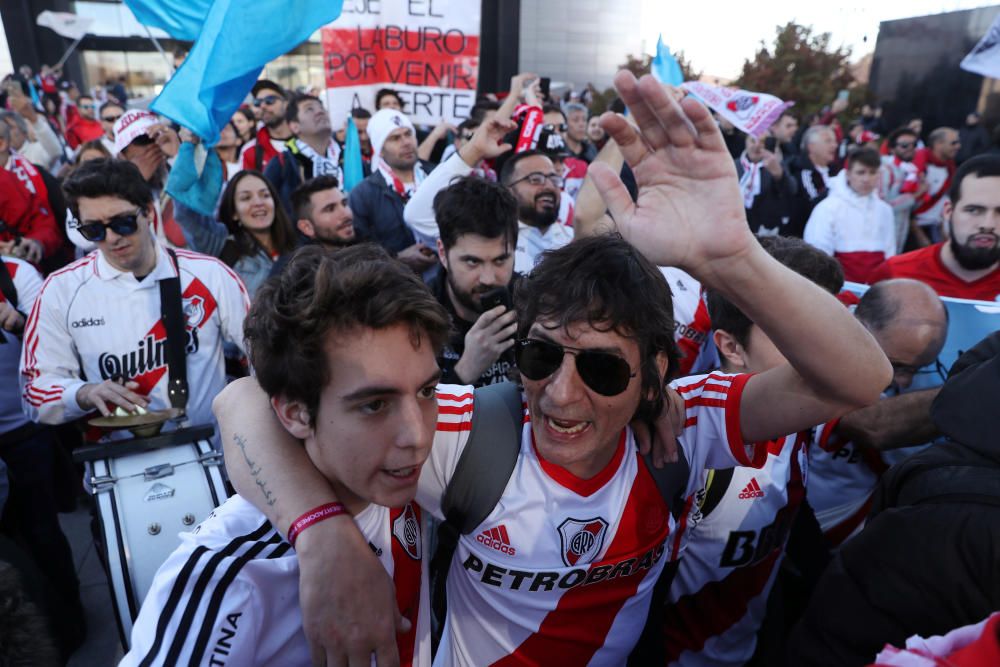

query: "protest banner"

left=321, top=0, right=480, bottom=128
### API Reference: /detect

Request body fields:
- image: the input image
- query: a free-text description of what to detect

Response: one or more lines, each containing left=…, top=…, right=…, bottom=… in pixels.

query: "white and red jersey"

left=805, top=419, right=884, bottom=547
left=803, top=174, right=896, bottom=284
left=0, top=257, right=43, bottom=435
left=661, top=424, right=807, bottom=666
left=660, top=267, right=715, bottom=376
left=120, top=495, right=431, bottom=666
left=514, top=220, right=574, bottom=275
left=2, top=153, right=62, bottom=260
left=421, top=374, right=764, bottom=666
left=912, top=149, right=954, bottom=228
left=20, top=243, right=249, bottom=434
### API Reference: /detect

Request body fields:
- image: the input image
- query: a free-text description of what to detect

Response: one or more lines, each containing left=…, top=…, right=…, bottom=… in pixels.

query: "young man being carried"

left=213, top=72, right=891, bottom=664
left=121, top=245, right=449, bottom=665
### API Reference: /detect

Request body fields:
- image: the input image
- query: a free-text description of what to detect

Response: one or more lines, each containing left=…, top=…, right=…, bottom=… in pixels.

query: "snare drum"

left=76, top=425, right=227, bottom=647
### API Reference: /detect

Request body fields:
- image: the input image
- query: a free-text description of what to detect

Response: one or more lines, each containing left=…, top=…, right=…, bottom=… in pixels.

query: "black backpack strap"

left=159, top=249, right=189, bottom=412
left=641, top=443, right=691, bottom=522
left=254, top=141, right=264, bottom=172
left=0, top=260, right=18, bottom=310
left=442, top=381, right=524, bottom=532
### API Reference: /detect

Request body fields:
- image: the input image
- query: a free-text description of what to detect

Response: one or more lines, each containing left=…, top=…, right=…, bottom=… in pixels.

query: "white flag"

left=681, top=81, right=793, bottom=138
left=961, top=14, right=1000, bottom=79
left=36, top=11, right=94, bottom=41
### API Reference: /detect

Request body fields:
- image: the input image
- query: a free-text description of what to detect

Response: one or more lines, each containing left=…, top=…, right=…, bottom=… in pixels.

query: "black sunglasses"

left=253, top=95, right=282, bottom=107
left=101, top=114, right=123, bottom=123
left=77, top=209, right=142, bottom=242
left=515, top=339, right=637, bottom=396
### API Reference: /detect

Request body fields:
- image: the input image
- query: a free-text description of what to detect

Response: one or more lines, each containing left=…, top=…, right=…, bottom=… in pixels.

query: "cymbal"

left=89, top=407, right=184, bottom=430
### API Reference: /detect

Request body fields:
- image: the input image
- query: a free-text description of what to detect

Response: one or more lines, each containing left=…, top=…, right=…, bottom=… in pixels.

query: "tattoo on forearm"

left=233, top=432, right=276, bottom=507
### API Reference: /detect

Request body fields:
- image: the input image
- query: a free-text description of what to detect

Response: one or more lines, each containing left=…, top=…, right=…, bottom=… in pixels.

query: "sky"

left=639, top=0, right=998, bottom=79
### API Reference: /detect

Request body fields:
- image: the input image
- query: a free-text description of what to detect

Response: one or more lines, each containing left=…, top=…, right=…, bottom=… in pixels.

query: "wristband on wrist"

left=287, top=502, right=349, bottom=547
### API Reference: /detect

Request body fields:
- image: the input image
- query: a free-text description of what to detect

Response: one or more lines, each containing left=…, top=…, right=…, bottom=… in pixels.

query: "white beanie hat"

left=368, top=109, right=415, bottom=160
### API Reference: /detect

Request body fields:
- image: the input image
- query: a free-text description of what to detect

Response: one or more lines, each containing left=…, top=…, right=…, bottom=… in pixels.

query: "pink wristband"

left=287, top=502, right=349, bottom=547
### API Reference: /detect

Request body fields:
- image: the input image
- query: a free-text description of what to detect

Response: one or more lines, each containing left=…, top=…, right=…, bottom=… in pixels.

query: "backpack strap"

left=441, top=381, right=523, bottom=533
left=159, top=249, right=189, bottom=412
left=0, top=260, right=18, bottom=310
left=253, top=141, right=264, bottom=172
left=640, top=445, right=691, bottom=522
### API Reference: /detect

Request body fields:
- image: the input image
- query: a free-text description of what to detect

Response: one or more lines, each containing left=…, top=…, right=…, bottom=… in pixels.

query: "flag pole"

left=54, top=36, right=85, bottom=69
left=144, top=25, right=175, bottom=75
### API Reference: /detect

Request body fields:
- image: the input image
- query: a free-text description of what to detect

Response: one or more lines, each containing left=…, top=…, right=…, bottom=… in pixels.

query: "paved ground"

left=59, top=505, right=124, bottom=666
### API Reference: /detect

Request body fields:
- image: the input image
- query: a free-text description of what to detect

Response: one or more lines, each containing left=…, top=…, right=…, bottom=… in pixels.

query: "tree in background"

left=589, top=51, right=701, bottom=115
left=735, top=22, right=856, bottom=117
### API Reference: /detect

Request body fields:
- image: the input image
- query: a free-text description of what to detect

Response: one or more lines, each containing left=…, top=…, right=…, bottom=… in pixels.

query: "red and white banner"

left=681, top=81, right=793, bottom=138
left=321, top=0, right=480, bottom=127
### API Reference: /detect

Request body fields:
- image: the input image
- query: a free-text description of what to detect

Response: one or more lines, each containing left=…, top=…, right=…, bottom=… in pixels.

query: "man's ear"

left=644, top=351, right=672, bottom=402
left=296, top=218, right=315, bottom=239
left=713, top=329, right=749, bottom=373
left=271, top=395, right=313, bottom=440
left=288, top=120, right=300, bottom=136
left=436, top=239, right=447, bottom=266
left=941, top=199, right=953, bottom=223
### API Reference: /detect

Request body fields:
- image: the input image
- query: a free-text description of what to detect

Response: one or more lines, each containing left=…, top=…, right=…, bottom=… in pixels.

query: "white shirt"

left=20, top=243, right=249, bottom=437
left=514, top=220, right=574, bottom=274
left=121, top=495, right=431, bottom=666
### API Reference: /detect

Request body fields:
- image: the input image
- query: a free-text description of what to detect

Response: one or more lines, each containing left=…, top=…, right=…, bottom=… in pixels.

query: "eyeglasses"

left=515, top=338, right=637, bottom=396
left=894, top=142, right=915, bottom=149
left=543, top=123, right=567, bottom=133
left=76, top=209, right=143, bottom=242
left=509, top=172, right=564, bottom=188
left=101, top=114, right=122, bottom=123
left=253, top=95, right=282, bottom=107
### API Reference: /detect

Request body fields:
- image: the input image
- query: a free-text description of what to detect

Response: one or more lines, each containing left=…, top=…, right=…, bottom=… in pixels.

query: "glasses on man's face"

left=80, top=103, right=97, bottom=110
left=101, top=114, right=122, bottom=124
left=543, top=123, right=567, bottom=133
left=515, top=339, right=637, bottom=396
left=76, top=209, right=143, bottom=242
left=509, top=172, right=564, bottom=188
left=895, top=142, right=915, bottom=149
left=253, top=95, right=282, bottom=107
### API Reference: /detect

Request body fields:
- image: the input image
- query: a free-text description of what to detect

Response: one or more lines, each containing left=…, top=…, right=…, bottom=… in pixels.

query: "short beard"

left=518, top=200, right=558, bottom=229
left=950, top=235, right=1000, bottom=270
left=315, top=233, right=355, bottom=250
left=384, top=153, right=417, bottom=172
left=446, top=270, right=485, bottom=316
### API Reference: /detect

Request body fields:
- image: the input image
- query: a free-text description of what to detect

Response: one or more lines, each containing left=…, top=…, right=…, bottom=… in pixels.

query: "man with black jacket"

left=787, top=125, right=839, bottom=238
left=788, top=331, right=1000, bottom=667
left=735, top=134, right=797, bottom=236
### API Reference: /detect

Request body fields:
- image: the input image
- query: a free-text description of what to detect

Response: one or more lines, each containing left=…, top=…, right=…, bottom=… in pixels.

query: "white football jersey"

left=513, top=221, right=574, bottom=275
left=805, top=419, right=883, bottom=546
left=422, top=373, right=763, bottom=666
left=121, top=495, right=431, bottom=666
left=20, top=244, right=248, bottom=436
left=662, top=429, right=808, bottom=666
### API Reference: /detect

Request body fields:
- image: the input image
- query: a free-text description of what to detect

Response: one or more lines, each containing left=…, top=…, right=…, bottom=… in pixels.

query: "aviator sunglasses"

left=515, top=339, right=637, bottom=396
left=76, top=209, right=142, bottom=242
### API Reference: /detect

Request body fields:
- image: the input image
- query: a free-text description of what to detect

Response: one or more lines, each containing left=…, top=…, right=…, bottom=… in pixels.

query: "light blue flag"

left=343, top=116, right=364, bottom=193
left=149, top=0, right=343, bottom=145
left=123, top=0, right=212, bottom=41
left=651, top=34, right=684, bottom=86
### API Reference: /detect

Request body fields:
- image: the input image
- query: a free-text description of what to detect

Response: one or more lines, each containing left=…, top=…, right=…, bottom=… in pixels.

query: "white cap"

left=368, top=109, right=415, bottom=160
left=113, top=110, right=159, bottom=154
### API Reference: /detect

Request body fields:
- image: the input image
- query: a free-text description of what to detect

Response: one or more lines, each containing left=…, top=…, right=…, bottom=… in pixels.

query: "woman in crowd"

left=215, top=120, right=244, bottom=183
left=174, top=170, right=297, bottom=296
left=231, top=107, right=256, bottom=144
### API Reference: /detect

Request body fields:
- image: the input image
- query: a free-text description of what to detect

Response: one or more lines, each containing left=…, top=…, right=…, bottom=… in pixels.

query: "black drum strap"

left=159, top=249, right=189, bottom=412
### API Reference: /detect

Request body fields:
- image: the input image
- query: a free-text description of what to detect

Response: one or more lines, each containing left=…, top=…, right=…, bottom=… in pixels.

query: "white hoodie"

left=804, top=171, right=896, bottom=283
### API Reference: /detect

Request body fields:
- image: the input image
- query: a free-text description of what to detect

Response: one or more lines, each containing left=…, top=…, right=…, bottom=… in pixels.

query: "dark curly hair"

left=514, top=233, right=680, bottom=423
left=217, top=170, right=297, bottom=261
left=245, top=244, right=449, bottom=424
left=62, top=158, right=152, bottom=219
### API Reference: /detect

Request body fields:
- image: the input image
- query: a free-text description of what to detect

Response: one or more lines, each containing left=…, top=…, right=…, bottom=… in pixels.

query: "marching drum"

left=74, top=424, right=228, bottom=647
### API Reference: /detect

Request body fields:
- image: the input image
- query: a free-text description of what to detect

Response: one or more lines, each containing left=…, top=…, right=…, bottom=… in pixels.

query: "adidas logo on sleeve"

left=738, top=478, right=765, bottom=499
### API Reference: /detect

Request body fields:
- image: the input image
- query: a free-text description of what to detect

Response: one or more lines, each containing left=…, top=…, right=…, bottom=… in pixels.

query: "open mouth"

left=545, top=415, right=591, bottom=435
left=382, top=464, right=421, bottom=481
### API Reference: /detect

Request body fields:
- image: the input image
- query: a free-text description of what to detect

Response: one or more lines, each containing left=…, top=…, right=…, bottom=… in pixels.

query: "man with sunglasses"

left=21, top=159, right=249, bottom=443
left=880, top=127, right=922, bottom=253
left=240, top=80, right=294, bottom=173
left=98, top=101, right=125, bottom=156
left=212, top=72, right=891, bottom=664
left=65, top=95, right=104, bottom=150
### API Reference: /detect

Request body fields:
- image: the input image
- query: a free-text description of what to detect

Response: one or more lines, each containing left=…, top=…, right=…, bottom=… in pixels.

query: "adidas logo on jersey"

left=738, top=478, right=765, bottom=499
left=477, top=525, right=516, bottom=556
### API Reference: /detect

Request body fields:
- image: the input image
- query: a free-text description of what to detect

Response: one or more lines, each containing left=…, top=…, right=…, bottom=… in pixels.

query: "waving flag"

left=681, top=81, right=793, bottom=138
left=961, top=13, right=1000, bottom=79
left=651, top=35, right=684, bottom=86
left=342, top=116, right=364, bottom=192
left=122, top=0, right=211, bottom=41
left=36, top=11, right=95, bottom=41
left=146, top=0, right=344, bottom=144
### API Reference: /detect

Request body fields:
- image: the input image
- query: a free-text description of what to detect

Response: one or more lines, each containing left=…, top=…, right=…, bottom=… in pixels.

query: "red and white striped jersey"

left=1, top=257, right=43, bottom=434
left=805, top=420, right=884, bottom=547
left=660, top=267, right=716, bottom=376
left=19, top=244, right=249, bottom=434
left=421, top=374, right=763, bottom=666
left=121, top=495, right=431, bottom=666
left=662, top=430, right=808, bottom=666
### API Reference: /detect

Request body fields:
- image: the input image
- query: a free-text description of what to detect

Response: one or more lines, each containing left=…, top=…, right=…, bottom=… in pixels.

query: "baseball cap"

left=113, top=109, right=159, bottom=154
left=251, top=79, right=286, bottom=99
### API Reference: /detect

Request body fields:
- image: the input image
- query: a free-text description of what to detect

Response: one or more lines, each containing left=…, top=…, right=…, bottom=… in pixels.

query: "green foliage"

left=734, top=22, right=855, bottom=118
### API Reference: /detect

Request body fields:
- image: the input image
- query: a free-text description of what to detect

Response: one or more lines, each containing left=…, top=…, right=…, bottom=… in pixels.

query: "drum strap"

left=159, top=249, right=189, bottom=412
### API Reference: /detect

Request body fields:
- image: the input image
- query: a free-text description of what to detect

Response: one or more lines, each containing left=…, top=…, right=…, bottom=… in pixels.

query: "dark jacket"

left=787, top=332, right=1000, bottom=667
left=346, top=161, right=434, bottom=256
left=263, top=141, right=318, bottom=217
left=734, top=157, right=798, bottom=236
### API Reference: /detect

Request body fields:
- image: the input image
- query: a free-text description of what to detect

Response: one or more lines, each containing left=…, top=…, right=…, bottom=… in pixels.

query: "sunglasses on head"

left=76, top=209, right=142, bottom=242
left=515, top=338, right=637, bottom=396
left=253, top=95, right=282, bottom=107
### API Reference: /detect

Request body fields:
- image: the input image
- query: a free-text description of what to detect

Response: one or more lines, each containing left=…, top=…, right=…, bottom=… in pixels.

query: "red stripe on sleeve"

left=723, top=373, right=766, bottom=468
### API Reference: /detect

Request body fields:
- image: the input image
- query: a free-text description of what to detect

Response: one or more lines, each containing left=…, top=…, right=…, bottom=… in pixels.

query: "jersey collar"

left=530, top=429, right=628, bottom=497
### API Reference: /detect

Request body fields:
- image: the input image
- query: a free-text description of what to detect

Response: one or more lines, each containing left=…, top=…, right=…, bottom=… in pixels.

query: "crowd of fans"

left=1, top=52, right=999, bottom=667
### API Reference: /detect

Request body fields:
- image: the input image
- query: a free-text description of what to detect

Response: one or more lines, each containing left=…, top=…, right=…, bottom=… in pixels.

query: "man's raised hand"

left=589, top=72, right=754, bottom=280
